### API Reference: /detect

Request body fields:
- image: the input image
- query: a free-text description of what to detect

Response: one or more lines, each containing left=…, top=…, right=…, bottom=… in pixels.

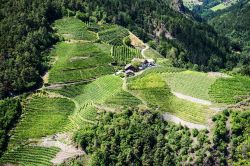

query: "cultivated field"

left=98, top=25, right=129, bottom=45
left=0, top=146, right=59, bottom=166
left=164, top=70, right=217, bottom=100
left=48, top=42, right=114, bottom=84
left=9, top=94, right=74, bottom=147
left=127, top=72, right=212, bottom=124
left=54, top=17, right=97, bottom=41
left=209, top=75, right=250, bottom=104
left=112, top=46, right=142, bottom=64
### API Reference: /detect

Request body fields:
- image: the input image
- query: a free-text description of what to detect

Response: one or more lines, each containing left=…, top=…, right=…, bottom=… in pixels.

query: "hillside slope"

left=0, top=0, right=237, bottom=99
left=208, top=0, right=250, bottom=75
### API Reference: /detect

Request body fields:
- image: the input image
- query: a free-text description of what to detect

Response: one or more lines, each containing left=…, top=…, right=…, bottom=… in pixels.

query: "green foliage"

left=164, top=70, right=217, bottom=100
left=54, top=17, right=97, bottom=41
left=211, top=110, right=250, bottom=165
left=9, top=95, right=74, bottom=146
left=111, top=46, right=141, bottom=65
left=0, top=146, right=59, bottom=166
left=209, top=75, right=250, bottom=104
left=0, top=0, right=62, bottom=98
left=74, top=109, right=200, bottom=165
left=0, top=99, right=21, bottom=156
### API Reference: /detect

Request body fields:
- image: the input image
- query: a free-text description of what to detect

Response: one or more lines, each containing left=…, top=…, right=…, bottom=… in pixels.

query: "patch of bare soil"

left=38, top=133, right=85, bottom=165
left=208, top=72, right=231, bottom=78
left=129, top=32, right=145, bottom=49
left=163, top=113, right=208, bottom=130
left=172, top=92, right=212, bottom=105
left=70, top=56, right=89, bottom=62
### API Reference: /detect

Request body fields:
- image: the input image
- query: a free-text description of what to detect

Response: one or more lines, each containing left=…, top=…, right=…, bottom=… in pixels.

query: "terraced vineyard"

left=112, top=46, right=142, bottom=64
left=54, top=75, right=123, bottom=131
left=209, top=75, right=250, bottom=104
left=128, top=72, right=212, bottom=124
left=54, top=17, right=97, bottom=41
left=48, top=42, right=114, bottom=84
left=98, top=25, right=129, bottom=45
left=9, top=95, right=74, bottom=147
left=104, top=91, right=142, bottom=108
left=0, top=146, right=59, bottom=166
left=164, top=71, right=217, bottom=100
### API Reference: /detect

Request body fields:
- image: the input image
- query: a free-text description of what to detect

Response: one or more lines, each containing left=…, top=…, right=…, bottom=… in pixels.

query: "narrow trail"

left=172, top=91, right=225, bottom=112
left=163, top=113, right=208, bottom=130
left=42, top=79, right=96, bottom=90
left=172, top=92, right=212, bottom=106
left=141, top=44, right=149, bottom=58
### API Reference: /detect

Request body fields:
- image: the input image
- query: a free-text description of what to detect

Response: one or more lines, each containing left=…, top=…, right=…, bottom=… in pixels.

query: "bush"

left=192, top=129, right=199, bottom=137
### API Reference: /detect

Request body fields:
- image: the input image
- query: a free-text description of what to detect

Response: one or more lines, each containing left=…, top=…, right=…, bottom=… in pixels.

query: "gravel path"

left=163, top=113, right=208, bottom=130
left=172, top=92, right=212, bottom=105
left=141, top=44, right=149, bottom=58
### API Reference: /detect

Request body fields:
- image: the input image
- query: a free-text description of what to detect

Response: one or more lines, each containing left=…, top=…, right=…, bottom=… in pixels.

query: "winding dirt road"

left=172, top=92, right=212, bottom=105
left=163, top=113, right=208, bottom=130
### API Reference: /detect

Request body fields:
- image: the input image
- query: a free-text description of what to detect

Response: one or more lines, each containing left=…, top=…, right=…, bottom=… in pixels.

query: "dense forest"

left=0, top=0, right=241, bottom=99
left=74, top=108, right=250, bottom=165
left=208, top=0, right=250, bottom=75
left=0, top=98, right=21, bottom=156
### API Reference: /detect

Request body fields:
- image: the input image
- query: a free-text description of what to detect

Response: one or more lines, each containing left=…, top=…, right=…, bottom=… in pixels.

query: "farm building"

left=124, top=58, right=155, bottom=76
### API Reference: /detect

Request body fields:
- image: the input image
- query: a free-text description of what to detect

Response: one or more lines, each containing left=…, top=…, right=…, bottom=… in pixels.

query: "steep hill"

left=191, top=0, right=242, bottom=19
left=208, top=0, right=250, bottom=75
left=0, top=0, right=236, bottom=99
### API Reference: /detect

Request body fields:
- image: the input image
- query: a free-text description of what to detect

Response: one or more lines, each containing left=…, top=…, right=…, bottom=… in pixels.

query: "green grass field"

left=9, top=95, right=74, bottom=146
left=144, top=47, right=162, bottom=59
left=209, top=75, right=250, bottom=104
left=48, top=42, right=114, bottom=84
left=164, top=70, right=217, bottom=100
left=128, top=72, right=211, bottom=124
left=54, top=17, right=97, bottom=41
left=211, top=0, right=238, bottom=11
left=0, top=146, right=59, bottom=166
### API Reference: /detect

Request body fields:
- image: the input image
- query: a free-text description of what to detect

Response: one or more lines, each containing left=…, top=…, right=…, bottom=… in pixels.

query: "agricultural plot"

left=209, top=75, right=250, bottom=104
left=112, top=46, right=142, bottom=64
left=0, top=146, right=59, bottom=166
left=61, top=75, right=123, bottom=130
left=54, top=17, right=97, bottom=41
left=164, top=71, right=217, bottom=100
left=98, top=25, right=129, bottom=45
left=128, top=72, right=212, bottom=124
left=9, top=95, right=74, bottom=146
left=74, top=75, right=123, bottom=106
left=104, top=91, right=142, bottom=108
left=48, top=42, right=114, bottom=84
left=211, top=0, right=238, bottom=11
